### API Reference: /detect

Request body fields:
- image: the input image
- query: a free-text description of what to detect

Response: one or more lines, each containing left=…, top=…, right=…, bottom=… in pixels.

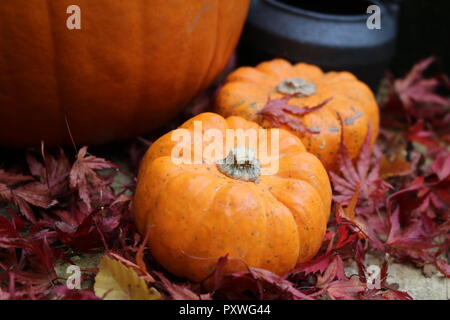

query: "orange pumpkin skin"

left=215, top=59, right=379, bottom=170
left=0, top=0, right=249, bottom=147
left=134, top=112, right=331, bottom=282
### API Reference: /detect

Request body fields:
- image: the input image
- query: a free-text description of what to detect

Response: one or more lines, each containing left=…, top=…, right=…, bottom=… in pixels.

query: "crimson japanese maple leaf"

left=0, top=221, right=58, bottom=281
left=395, top=57, right=449, bottom=110
left=380, top=57, right=450, bottom=134
left=0, top=170, right=57, bottom=223
left=431, top=149, right=450, bottom=181
left=290, top=205, right=363, bottom=288
left=353, top=241, right=413, bottom=300
left=388, top=150, right=450, bottom=218
left=407, top=120, right=441, bottom=150
left=0, top=169, right=33, bottom=185
left=55, top=213, right=104, bottom=253
left=384, top=206, right=440, bottom=269
left=0, top=214, right=22, bottom=241
left=69, top=146, right=117, bottom=211
left=51, top=285, right=100, bottom=300
left=156, top=271, right=210, bottom=300
left=434, top=238, right=450, bottom=277
left=2, top=270, right=55, bottom=300
left=386, top=208, right=436, bottom=250
left=219, top=267, right=313, bottom=300
left=53, top=203, right=122, bottom=254
left=260, top=97, right=332, bottom=134
left=26, top=147, right=71, bottom=197
left=330, top=124, right=390, bottom=214
left=208, top=255, right=312, bottom=300
left=294, top=252, right=334, bottom=276
left=326, top=279, right=366, bottom=300
left=384, top=150, right=450, bottom=273
left=315, top=255, right=346, bottom=288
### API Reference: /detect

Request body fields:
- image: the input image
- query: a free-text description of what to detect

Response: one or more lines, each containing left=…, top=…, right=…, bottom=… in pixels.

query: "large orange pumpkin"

left=215, top=59, right=379, bottom=170
left=134, top=112, right=331, bottom=282
left=0, top=0, right=250, bottom=147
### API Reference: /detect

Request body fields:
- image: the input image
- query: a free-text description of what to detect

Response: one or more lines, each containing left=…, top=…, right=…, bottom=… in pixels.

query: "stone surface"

left=345, top=253, right=449, bottom=300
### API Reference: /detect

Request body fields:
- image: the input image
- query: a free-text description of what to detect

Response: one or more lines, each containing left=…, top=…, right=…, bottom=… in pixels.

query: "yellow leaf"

left=380, top=153, right=412, bottom=179
left=94, top=256, right=161, bottom=300
left=340, top=183, right=360, bottom=221
left=338, top=185, right=367, bottom=239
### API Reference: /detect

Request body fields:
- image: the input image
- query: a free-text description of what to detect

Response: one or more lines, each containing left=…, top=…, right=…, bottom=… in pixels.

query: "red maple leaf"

left=384, top=150, right=450, bottom=273
left=315, top=255, right=346, bottom=288
left=156, top=272, right=209, bottom=300
left=386, top=208, right=436, bottom=252
left=0, top=169, right=33, bottom=185
left=208, top=255, right=312, bottom=300
left=381, top=57, right=450, bottom=138
left=326, top=279, right=366, bottom=300
left=388, top=150, right=450, bottom=218
left=0, top=172, right=57, bottom=223
left=260, top=97, right=332, bottom=134
left=69, top=146, right=117, bottom=211
left=26, top=146, right=71, bottom=197
left=330, top=124, right=391, bottom=215
left=51, top=285, right=100, bottom=300
left=291, top=205, right=363, bottom=286
left=395, top=57, right=449, bottom=110
left=407, top=120, right=441, bottom=150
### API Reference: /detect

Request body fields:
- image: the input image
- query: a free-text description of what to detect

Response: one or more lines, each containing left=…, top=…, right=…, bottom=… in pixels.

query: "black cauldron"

left=239, top=0, right=399, bottom=90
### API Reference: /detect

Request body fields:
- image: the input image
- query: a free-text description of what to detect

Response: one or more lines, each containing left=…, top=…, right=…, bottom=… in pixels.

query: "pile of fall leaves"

left=0, top=57, right=449, bottom=300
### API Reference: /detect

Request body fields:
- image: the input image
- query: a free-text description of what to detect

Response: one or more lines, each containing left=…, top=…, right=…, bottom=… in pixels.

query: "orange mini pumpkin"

left=215, top=59, right=379, bottom=170
left=134, top=112, right=331, bottom=282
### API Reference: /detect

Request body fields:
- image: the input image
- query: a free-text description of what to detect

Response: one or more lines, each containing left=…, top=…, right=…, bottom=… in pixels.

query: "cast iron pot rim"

left=264, top=0, right=385, bottom=22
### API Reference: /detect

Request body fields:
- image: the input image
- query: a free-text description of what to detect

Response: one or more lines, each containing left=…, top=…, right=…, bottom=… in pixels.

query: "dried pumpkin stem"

left=277, top=77, right=317, bottom=96
left=216, top=147, right=261, bottom=182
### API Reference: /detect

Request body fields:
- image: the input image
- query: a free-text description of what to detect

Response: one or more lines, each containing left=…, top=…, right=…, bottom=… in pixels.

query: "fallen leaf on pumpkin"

left=94, top=256, right=161, bottom=300
left=260, top=97, right=332, bottom=134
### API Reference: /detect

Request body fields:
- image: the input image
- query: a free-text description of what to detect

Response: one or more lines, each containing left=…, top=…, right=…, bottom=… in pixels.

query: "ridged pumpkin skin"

left=134, top=112, right=331, bottom=282
left=0, top=0, right=249, bottom=147
left=215, top=59, right=379, bottom=170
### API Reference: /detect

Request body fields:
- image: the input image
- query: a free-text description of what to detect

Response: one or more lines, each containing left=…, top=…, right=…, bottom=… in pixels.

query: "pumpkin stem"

left=277, top=78, right=316, bottom=96
left=216, top=147, right=261, bottom=182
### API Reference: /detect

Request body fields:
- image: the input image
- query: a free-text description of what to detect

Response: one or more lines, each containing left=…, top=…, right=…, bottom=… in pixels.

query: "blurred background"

left=236, top=0, right=450, bottom=89
left=390, top=0, right=449, bottom=76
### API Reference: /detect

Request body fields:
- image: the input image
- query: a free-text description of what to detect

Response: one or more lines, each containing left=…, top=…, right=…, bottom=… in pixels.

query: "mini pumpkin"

left=134, top=112, right=331, bottom=282
left=215, top=59, right=379, bottom=170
